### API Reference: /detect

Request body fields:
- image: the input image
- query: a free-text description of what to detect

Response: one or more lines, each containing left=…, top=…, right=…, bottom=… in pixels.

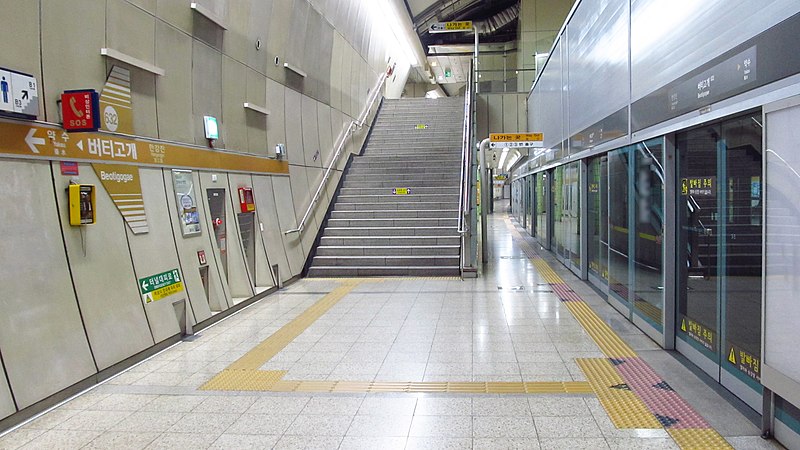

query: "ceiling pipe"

left=475, top=3, right=521, bottom=35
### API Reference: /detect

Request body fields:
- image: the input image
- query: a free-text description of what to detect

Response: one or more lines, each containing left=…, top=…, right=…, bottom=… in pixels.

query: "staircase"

left=308, top=97, right=464, bottom=277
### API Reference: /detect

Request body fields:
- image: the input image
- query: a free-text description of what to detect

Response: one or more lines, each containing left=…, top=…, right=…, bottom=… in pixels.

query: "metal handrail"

left=457, top=67, right=473, bottom=235
left=457, top=64, right=476, bottom=274
left=284, top=71, right=388, bottom=235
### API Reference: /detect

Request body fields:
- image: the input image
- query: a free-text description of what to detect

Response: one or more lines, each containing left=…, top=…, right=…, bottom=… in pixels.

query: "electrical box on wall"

left=238, top=187, right=255, bottom=213
left=68, top=184, right=96, bottom=226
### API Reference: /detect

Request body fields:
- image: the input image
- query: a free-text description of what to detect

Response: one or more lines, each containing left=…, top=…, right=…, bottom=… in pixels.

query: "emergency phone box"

left=68, top=184, right=96, bottom=225
left=238, top=187, right=255, bottom=213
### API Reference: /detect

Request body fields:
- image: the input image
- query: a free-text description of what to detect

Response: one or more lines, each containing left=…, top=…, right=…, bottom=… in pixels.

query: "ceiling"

left=404, top=0, right=520, bottom=49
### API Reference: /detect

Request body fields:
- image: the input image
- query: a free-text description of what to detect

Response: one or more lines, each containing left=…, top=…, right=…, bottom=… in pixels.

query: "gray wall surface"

left=528, top=0, right=800, bottom=164
left=0, top=0, right=405, bottom=423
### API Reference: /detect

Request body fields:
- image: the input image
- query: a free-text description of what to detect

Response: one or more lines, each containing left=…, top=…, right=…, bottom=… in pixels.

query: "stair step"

left=338, top=187, right=459, bottom=196
left=311, top=255, right=460, bottom=267
left=319, top=236, right=460, bottom=246
left=315, top=245, right=460, bottom=257
left=333, top=202, right=458, bottom=211
left=326, top=218, right=457, bottom=227
left=330, top=209, right=459, bottom=219
left=344, top=174, right=460, bottom=182
left=347, top=168, right=460, bottom=175
left=342, top=180, right=459, bottom=188
left=336, top=194, right=459, bottom=204
left=322, top=226, right=457, bottom=237
left=307, top=266, right=460, bottom=277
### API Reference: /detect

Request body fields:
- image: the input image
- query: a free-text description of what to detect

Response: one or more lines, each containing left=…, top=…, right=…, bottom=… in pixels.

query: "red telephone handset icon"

left=69, top=97, right=84, bottom=118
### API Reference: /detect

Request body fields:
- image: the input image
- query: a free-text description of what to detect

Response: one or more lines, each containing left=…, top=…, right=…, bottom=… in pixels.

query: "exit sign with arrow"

left=0, top=67, right=39, bottom=119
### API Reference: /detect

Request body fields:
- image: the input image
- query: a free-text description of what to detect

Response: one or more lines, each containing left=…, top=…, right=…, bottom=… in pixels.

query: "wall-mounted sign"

left=392, top=188, right=411, bottom=195
left=204, top=115, right=219, bottom=140
left=61, top=90, right=100, bottom=132
left=681, top=176, right=716, bottom=197
left=0, top=119, right=289, bottom=175
left=172, top=169, right=201, bottom=236
left=415, top=124, right=428, bottom=129
left=0, top=68, right=39, bottom=118
left=99, top=66, right=133, bottom=134
left=60, top=161, right=79, bottom=176
left=139, top=269, right=184, bottom=304
left=430, top=21, right=473, bottom=33
left=93, top=164, right=149, bottom=234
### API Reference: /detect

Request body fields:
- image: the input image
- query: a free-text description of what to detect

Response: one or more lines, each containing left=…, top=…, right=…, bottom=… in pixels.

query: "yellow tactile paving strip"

left=209, top=377, right=592, bottom=394
left=201, top=277, right=590, bottom=395
left=228, top=280, right=360, bottom=371
left=505, top=218, right=733, bottom=449
left=577, top=358, right=662, bottom=429
left=565, top=302, right=638, bottom=359
left=669, top=429, right=734, bottom=449
left=531, top=258, right=563, bottom=284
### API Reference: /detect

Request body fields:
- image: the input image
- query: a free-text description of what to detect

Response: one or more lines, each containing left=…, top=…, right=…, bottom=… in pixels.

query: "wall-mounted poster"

left=172, top=169, right=201, bottom=236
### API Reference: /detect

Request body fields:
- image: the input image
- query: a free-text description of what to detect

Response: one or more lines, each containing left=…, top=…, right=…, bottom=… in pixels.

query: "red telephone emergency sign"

left=61, top=90, right=99, bottom=132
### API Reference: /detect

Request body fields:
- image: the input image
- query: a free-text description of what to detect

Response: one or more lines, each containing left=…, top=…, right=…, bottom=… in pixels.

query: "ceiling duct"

left=475, top=3, right=520, bottom=35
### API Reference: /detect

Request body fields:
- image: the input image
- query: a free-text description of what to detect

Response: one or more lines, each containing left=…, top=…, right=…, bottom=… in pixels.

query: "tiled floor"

left=0, top=213, right=786, bottom=449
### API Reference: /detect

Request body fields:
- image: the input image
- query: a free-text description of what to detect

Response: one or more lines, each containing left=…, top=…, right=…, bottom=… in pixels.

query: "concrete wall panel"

left=192, top=41, right=223, bottom=146
left=285, top=88, right=304, bottom=166
left=127, top=168, right=184, bottom=344
left=0, top=359, right=14, bottom=420
left=198, top=172, right=252, bottom=301
left=53, top=164, right=154, bottom=371
left=272, top=176, right=303, bottom=276
left=222, top=56, right=248, bottom=152
left=0, top=160, right=96, bottom=409
left=252, top=176, right=292, bottom=283
left=155, top=21, right=194, bottom=143
left=301, top=96, right=321, bottom=168
left=41, top=0, right=106, bottom=123
left=245, top=68, right=269, bottom=156
left=163, top=170, right=217, bottom=319
left=266, top=78, right=287, bottom=156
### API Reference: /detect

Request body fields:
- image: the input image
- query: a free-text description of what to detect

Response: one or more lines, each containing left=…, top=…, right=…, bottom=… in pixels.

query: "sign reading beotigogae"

left=0, top=119, right=288, bottom=175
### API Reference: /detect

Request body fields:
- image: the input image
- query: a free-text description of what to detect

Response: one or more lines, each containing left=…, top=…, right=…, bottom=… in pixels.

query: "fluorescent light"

left=365, top=0, right=422, bottom=67
left=506, top=151, right=520, bottom=171
left=498, top=147, right=509, bottom=169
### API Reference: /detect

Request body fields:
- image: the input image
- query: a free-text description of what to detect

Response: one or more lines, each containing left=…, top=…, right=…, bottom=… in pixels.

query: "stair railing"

left=284, top=71, right=388, bottom=235
left=457, top=66, right=475, bottom=272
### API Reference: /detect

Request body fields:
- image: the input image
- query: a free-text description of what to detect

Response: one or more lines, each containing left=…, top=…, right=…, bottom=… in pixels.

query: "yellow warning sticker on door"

left=681, top=319, right=686, bottom=332
left=728, top=347, right=737, bottom=364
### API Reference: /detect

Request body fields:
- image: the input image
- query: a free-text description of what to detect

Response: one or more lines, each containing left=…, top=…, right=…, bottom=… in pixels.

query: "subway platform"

left=0, top=214, right=783, bottom=449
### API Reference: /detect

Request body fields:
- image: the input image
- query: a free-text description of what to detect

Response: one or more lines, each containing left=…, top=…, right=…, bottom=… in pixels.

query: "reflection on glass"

left=677, top=112, right=763, bottom=379
left=552, top=166, right=565, bottom=257
left=588, top=156, right=608, bottom=283
left=608, top=148, right=630, bottom=305
left=565, top=162, right=581, bottom=268
left=721, top=116, right=762, bottom=380
left=536, top=172, right=547, bottom=245
left=526, top=176, right=534, bottom=235
left=633, top=140, right=665, bottom=328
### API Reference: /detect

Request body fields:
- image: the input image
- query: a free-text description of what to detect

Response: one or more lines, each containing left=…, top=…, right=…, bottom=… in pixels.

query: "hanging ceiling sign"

left=430, top=21, right=473, bottom=33
left=489, top=132, right=544, bottom=148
